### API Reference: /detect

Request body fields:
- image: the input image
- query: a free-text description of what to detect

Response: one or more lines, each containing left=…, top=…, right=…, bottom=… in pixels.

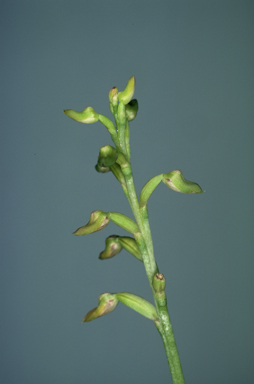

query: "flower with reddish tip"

left=99, top=236, right=122, bottom=259
left=163, top=170, right=204, bottom=194
left=73, top=210, right=109, bottom=236
left=82, top=293, right=119, bottom=322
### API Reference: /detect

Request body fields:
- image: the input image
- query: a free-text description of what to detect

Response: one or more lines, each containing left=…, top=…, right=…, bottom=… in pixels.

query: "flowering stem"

left=120, top=155, right=185, bottom=383
left=63, top=77, right=203, bottom=384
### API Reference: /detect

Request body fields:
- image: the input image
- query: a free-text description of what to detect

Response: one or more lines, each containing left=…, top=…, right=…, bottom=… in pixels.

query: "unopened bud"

left=109, top=86, right=118, bottom=107
left=63, top=106, right=99, bottom=124
left=153, top=273, right=166, bottom=293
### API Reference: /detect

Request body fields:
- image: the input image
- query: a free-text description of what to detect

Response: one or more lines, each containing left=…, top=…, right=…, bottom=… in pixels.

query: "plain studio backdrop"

left=1, top=1, right=253, bottom=383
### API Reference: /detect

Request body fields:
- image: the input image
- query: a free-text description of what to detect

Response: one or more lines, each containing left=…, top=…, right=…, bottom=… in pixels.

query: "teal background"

left=1, top=1, right=254, bottom=383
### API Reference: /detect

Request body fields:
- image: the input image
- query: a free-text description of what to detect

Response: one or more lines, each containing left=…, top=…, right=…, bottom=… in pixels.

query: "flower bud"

left=82, top=293, right=118, bottom=322
left=108, top=212, right=139, bottom=234
left=115, top=292, right=158, bottom=321
left=73, top=210, right=109, bottom=236
left=162, top=170, right=204, bottom=194
left=98, top=145, right=117, bottom=167
left=125, top=99, right=138, bottom=121
left=99, top=235, right=122, bottom=260
left=118, top=76, right=135, bottom=105
left=109, top=86, right=118, bottom=107
left=153, top=273, right=166, bottom=293
left=63, top=106, right=99, bottom=123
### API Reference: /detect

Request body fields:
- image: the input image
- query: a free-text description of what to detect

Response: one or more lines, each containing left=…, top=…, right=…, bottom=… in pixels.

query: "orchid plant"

left=64, top=77, right=203, bottom=384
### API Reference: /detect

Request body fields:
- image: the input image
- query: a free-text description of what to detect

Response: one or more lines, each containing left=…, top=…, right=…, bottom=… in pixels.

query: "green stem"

left=119, top=161, right=158, bottom=280
left=114, top=101, right=185, bottom=383
left=121, top=160, right=185, bottom=384
left=154, top=292, right=185, bottom=384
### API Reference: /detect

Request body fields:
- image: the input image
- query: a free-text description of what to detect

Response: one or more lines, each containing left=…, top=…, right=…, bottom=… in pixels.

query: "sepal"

left=115, top=293, right=158, bottom=321
left=73, top=210, right=109, bottom=235
left=63, top=106, right=99, bottom=123
left=162, top=170, right=204, bottom=194
left=118, top=76, right=135, bottom=105
left=82, top=293, right=118, bottom=322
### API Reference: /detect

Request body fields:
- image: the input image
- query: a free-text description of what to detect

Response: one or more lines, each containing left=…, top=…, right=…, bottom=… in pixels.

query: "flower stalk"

left=64, top=76, right=204, bottom=384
